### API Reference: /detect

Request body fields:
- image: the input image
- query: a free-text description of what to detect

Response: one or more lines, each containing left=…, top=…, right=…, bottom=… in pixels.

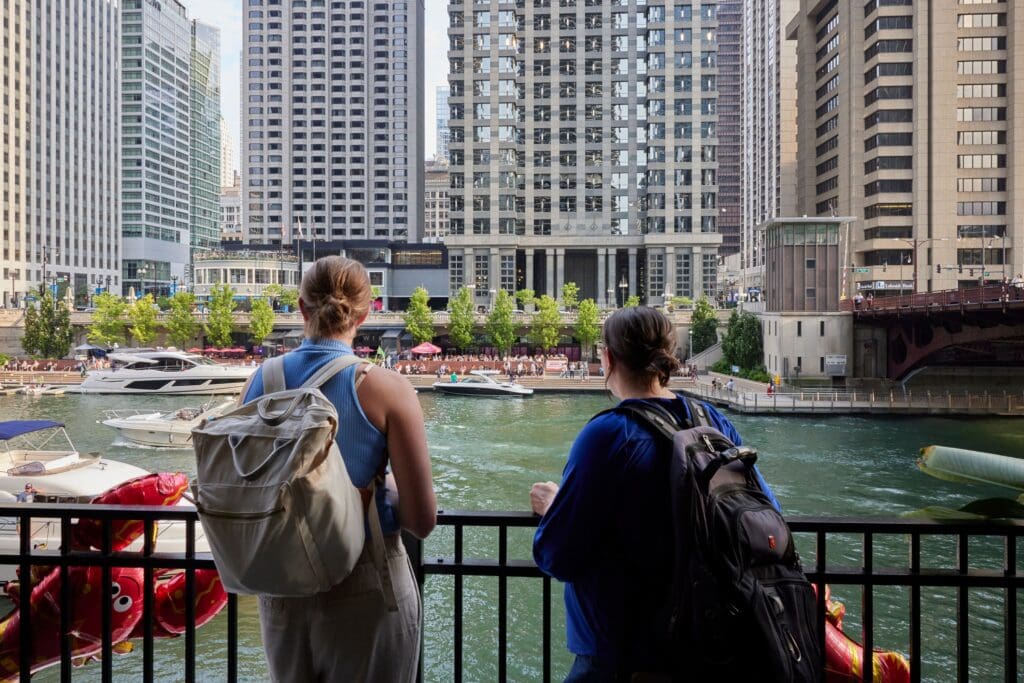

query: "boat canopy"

left=0, top=421, right=65, bottom=441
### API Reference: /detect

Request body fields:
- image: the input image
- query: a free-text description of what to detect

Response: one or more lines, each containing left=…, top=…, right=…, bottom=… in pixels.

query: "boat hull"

left=103, top=422, right=194, bottom=448
left=73, top=375, right=250, bottom=395
left=432, top=384, right=533, bottom=397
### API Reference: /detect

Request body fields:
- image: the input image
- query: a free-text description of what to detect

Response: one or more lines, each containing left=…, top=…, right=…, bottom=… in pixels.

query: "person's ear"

left=298, top=298, right=309, bottom=322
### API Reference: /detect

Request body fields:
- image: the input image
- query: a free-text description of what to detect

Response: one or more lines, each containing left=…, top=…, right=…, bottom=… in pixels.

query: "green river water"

left=4, top=393, right=1023, bottom=682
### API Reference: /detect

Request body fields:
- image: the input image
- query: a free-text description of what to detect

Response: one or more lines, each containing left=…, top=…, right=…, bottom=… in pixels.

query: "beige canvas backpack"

left=191, top=355, right=395, bottom=604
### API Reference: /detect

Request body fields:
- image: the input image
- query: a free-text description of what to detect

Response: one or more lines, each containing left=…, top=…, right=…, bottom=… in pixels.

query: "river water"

left=4, top=393, right=1022, bottom=682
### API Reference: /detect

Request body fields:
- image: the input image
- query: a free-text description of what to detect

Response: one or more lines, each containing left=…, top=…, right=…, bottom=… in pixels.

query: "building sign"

left=824, top=354, right=847, bottom=377
left=857, top=281, right=913, bottom=291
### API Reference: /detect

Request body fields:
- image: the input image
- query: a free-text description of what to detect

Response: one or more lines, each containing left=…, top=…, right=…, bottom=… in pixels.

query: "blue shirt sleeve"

left=242, top=368, right=264, bottom=403
left=533, top=416, right=622, bottom=581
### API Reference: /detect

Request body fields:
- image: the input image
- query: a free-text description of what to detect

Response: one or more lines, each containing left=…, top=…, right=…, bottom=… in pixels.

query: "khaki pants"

left=258, top=535, right=421, bottom=682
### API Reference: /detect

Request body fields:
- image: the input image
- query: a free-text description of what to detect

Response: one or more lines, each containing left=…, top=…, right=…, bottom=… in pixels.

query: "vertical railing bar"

left=143, top=517, right=155, bottom=683
left=816, top=530, right=827, bottom=683
left=185, top=518, right=196, bottom=683
left=498, top=525, right=508, bottom=682
left=542, top=576, right=551, bottom=683
left=910, top=532, right=921, bottom=683
left=454, top=525, right=463, bottom=683
left=60, top=516, right=72, bottom=683
left=1003, top=532, right=1017, bottom=683
left=227, top=594, right=239, bottom=682
left=862, top=532, right=873, bottom=683
left=18, top=511, right=31, bottom=683
left=957, top=532, right=969, bottom=683
left=101, top=518, right=113, bottom=683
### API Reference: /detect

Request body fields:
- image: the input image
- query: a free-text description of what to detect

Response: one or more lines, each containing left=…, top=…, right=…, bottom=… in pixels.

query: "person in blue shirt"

left=530, top=306, right=779, bottom=682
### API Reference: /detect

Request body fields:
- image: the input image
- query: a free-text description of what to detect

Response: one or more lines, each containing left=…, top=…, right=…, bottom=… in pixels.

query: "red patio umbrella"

left=410, top=342, right=442, bottom=355
left=354, top=346, right=373, bottom=354
left=186, top=348, right=202, bottom=354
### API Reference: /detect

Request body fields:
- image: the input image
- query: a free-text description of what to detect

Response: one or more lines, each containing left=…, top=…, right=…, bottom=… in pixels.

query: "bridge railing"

left=1, top=504, right=1023, bottom=682
left=840, top=285, right=1022, bottom=313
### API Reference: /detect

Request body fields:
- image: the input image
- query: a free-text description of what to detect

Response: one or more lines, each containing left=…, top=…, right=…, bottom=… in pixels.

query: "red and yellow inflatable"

left=0, top=473, right=226, bottom=681
left=818, top=585, right=911, bottom=683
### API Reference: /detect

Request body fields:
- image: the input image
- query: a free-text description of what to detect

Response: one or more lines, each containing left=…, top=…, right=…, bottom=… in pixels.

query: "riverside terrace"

left=0, top=503, right=1021, bottom=682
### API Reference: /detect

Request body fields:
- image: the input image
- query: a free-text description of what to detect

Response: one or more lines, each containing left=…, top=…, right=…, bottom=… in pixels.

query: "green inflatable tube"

left=918, top=445, right=1024, bottom=492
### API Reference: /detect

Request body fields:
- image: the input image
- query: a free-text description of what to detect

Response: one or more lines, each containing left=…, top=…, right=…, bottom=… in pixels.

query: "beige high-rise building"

left=742, top=0, right=799, bottom=284
left=424, top=161, right=450, bottom=243
left=787, top=0, right=1020, bottom=297
left=2, top=0, right=121, bottom=306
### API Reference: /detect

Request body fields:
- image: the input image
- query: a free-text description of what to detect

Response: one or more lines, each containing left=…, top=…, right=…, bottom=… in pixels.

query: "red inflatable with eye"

left=816, top=585, right=911, bottom=683
left=0, top=473, right=227, bottom=680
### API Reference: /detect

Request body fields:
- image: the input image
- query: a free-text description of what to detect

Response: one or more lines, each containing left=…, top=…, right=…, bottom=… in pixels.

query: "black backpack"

left=612, top=398, right=822, bottom=682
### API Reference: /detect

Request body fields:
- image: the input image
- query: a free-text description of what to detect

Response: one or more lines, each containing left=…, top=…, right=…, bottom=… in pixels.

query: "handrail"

left=4, top=504, right=1023, bottom=682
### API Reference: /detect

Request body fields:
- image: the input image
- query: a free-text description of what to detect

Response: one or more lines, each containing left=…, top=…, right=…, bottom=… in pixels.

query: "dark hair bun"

left=602, top=306, right=679, bottom=386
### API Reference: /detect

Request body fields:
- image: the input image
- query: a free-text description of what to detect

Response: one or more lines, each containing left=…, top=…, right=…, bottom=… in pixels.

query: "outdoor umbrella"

left=410, top=342, right=442, bottom=355
left=354, top=346, right=373, bottom=354
left=187, top=348, right=202, bottom=354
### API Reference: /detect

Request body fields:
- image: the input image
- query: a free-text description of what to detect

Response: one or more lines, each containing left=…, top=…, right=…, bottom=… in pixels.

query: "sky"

left=178, top=0, right=449, bottom=169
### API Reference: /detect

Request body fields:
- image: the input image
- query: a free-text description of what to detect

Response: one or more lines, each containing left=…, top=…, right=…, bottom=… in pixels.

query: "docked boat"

left=100, top=399, right=235, bottom=448
left=432, top=370, right=534, bottom=397
left=71, top=351, right=254, bottom=395
left=0, top=420, right=206, bottom=579
left=16, top=385, right=65, bottom=396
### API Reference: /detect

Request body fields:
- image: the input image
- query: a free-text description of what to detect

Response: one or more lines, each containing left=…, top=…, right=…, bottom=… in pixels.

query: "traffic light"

left=882, top=262, right=887, bottom=272
left=969, top=268, right=975, bottom=277
left=959, top=263, right=964, bottom=274
left=937, top=264, right=942, bottom=274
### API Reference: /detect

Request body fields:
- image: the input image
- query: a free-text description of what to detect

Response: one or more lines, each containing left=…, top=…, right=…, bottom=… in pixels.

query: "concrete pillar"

left=525, top=248, right=535, bottom=293
left=597, top=248, right=608, bottom=307
left=464, top=248, right=475, bottom=292
left=545, top=250, right=556, bottom=299
left=555, top=248, right=565, bottom=298
left=628, top=248, right=638, bottom=300
left=692, top=246, right=704, bottom=299
left=665, top=247, right=676, bottom=302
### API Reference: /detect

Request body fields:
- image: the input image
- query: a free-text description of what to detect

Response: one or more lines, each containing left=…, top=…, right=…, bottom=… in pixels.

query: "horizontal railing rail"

left=2, top=505, right=1023, bottom=682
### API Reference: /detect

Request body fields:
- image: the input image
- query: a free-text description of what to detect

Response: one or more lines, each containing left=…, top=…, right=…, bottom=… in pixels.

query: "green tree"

left=690, top=295, right=719, bottom=355
left=249, top=297, right=276, bottom=346
left=529, top=295, right=562, bottom=352
left=721, top=310, right=763, bottom=370
left=574, top=298, right=600, bottom=360
left=515, top=288, right=536, bottom=309
left=22, top=291, right=74, bottom=358
left=165, top=291, right=199, bottom=349
left=404, top=286, right=434, bottom=344
left=127, top=294, right=158, bottom=346
left=279, top=287, right=299, bottom=312
left=205, top=284, right=237, bottom=348
left=485, top=289, right=517, bottom=356
left=447, top=287, right=476, bottom=351
left=560, top=281, right=580, bottom=311
left=263, top=283, right=283, bottom=309
left=87, top=292, right=128, bottom=348
left=625, top=295, right=641, bottom=308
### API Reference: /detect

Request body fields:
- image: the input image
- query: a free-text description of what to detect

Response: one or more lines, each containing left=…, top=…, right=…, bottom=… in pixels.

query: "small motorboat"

left=100, top=399, right=235, bottom=448
left=432, top=370, right=534, bottom=397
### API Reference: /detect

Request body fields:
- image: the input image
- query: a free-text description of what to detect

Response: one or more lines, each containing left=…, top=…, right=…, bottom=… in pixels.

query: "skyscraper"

left=716, top=0, right=743, bottom=257
left=436, top=85, right=451, bottom=162
left=191, top=21, right=223, bottom=256
left=787, top=0, right=1020, bottom=296
left=742, top=0, right=798, bottom=276
left=220, top=116, right=237, bottom=189
left=447, top=1, right=723, bottom=308
left=241, top=0, right=426, bottom=245
left=121, top=0, right=193, bottom=297
left=2, top=0, right=121, bottom=306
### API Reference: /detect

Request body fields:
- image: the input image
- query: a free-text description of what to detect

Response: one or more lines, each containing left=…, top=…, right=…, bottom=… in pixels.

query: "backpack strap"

left=261, top=356, right=287, bottom=394
left=608, top=402, right=682, bottom=442
left=685, top=397, right=710, bottom=428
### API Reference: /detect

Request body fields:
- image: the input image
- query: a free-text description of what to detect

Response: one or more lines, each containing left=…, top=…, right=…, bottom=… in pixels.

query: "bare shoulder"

left=359, top=364, right=417, bottom=400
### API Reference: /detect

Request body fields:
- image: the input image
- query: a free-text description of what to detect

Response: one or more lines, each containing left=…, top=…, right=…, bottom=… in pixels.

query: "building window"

left=648, top=253, right=665, bottom=299
left=449, top=254, right=463, bottom=292
left=797, top=321, right=802, bottom=337
left=820, top=321, right=826, bottom=336
left=676, top=252, right=692, bottom=298
left=702, top=254, right=717, bottom=298
left=500, top=255, right=515, bottom=293
left=474, top=254, right=489, bottom=289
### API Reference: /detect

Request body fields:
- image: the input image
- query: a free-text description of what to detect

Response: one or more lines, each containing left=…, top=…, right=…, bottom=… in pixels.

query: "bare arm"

left=359, top=369, right=437, bottom=539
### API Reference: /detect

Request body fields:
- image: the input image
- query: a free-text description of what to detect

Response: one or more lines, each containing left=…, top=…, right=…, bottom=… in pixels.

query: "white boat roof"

left=107, top=351, right=207, bottom=364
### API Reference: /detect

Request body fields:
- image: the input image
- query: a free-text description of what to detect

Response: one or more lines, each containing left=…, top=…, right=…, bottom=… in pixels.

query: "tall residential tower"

left=436, top=85, right=451, bottom=162
left=190, top=21, right=223, bottom=257
left=787, top=0, right=1022, bottom=296
left=2, top=0, right=121, bottom=305
left=241, top=0, right=426, bottom=245
left=446, top=0, right=723, bottom=308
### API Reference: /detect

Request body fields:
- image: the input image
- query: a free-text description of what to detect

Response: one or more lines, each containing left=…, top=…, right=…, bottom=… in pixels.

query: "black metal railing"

left=1, top=506, right=1022, bottom=683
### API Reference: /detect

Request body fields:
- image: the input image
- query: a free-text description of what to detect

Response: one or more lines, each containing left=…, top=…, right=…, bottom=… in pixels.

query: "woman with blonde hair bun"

left=243, top=255, right=436, bottom=682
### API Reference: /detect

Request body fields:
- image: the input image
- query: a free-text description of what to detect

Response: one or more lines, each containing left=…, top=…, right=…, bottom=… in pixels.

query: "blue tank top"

left=243, top=338, right=398, bottom=535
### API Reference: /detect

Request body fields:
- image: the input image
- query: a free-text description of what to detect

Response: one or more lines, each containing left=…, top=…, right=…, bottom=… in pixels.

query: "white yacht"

left=73, top=351, right=254, bottom=395
left=0, top=421, right=206, bottom=580
left=100, top=399, right=236, bottom=449
left=432, top=370, right=534, bottom=397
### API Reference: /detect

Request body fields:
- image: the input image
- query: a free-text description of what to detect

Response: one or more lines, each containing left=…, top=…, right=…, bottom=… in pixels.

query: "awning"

left=0, top=421, right=64, bottom=441
left=381, top=328, right=404, bottom=339
left=284, top=330, right=305, bottom=339
left=263, top=332, right=285, bottom=342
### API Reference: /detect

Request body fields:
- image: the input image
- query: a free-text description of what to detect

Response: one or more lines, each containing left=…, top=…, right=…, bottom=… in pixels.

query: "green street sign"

left=855, top=268, right=870, bottom=274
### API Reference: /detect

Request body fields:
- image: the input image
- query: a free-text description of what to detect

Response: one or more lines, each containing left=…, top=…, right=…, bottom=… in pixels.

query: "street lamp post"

left=137, top=266, right=148, bottom=299
left=618, top=277, right=628, bottom=307
left=688, top=328, right=694, bottom=363
left=171, top=275, right=179, bottom=297
left=900, top=237, right=948, bottom=293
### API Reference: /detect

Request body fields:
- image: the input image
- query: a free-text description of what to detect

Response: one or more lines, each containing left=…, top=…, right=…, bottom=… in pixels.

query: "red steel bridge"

left=840, top=285, right=1024, bottom=380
